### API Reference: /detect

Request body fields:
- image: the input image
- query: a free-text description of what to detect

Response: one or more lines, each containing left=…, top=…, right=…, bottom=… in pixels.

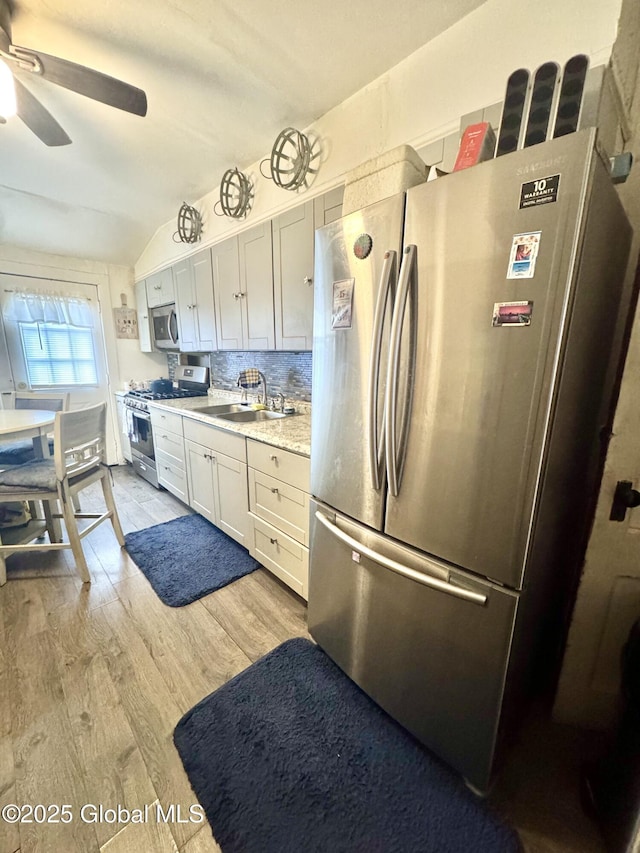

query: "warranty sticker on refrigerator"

left=507, top=231, right=541, bottom=279
left=332, top=279, right=355, bottom=329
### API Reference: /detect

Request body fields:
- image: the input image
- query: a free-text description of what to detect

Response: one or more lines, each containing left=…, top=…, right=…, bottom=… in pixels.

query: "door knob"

left=610, top=480, right=640, bottom=521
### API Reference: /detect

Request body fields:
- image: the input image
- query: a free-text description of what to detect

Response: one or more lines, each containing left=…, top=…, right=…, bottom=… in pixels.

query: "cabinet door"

left=173, top=258, right=197, bottom=352
left=146, top=268, right=174, bottom=307
left=213, top=451, right=248, bottom=546
left=134, top=279, right=153, bottom=352
left=272, top=201, right=314, bottom=350
left=314, top=185, right=344, bottom=226
left=192, top=249, right=217, bottom=351
left=212, top=236, right=244, bottom=350
left=185, top=440, right=216, bottom=523
left=239, top=221, right=275, bottom=350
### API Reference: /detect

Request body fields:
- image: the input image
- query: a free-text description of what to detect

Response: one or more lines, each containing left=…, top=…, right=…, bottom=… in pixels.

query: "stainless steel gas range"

left=124, top=365, right=209, bottom=488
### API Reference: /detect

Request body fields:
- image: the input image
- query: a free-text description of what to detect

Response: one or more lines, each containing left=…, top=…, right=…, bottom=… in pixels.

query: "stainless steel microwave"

left=151, top=303, right=178, bottom=350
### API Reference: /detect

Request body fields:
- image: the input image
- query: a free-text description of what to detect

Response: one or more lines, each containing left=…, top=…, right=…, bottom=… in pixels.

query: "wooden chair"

left=0, top=403, right=125, bottom=585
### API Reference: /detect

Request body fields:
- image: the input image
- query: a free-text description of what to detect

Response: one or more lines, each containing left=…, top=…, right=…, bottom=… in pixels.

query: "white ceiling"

left=0, top=0, right=487, bottom=266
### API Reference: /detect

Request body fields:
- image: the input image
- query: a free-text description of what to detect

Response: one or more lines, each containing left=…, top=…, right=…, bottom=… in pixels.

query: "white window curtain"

left=4, top=288, right=94, bottom=327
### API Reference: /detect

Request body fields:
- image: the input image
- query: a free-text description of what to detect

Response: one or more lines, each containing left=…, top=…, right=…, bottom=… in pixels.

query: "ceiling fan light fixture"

left=0, top=59, right=16, bottom=119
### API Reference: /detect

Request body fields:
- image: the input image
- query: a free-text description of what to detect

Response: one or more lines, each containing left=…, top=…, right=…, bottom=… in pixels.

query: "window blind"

left=19, top=322, right=98, bottom=387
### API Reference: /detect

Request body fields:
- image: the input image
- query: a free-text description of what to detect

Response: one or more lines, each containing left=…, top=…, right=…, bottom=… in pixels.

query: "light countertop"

left=145, top=391, right=311, bottom=457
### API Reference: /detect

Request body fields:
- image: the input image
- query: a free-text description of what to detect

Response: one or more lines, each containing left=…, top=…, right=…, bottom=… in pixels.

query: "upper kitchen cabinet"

left=145, top=267, right=174, bottom=308
left=272, top=201, right=314, bottom=350
left=273, top=188, right=344, bottom=350
left=239, top=221, right=275, bottom=350
left=212, top=235, right=243, bottom=350
left=134, top=279, right=153, bottom=352
left=173, top=249, right=217, bottom=352
left=213, top=223, right=275, bottom=350
left=314, top=185, right=344, bottom=227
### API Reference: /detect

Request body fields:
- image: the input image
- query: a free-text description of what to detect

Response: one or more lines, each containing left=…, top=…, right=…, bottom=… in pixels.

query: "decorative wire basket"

left=260, top=127, right=319, bottom=191
left=214, top=168, right=254, bottom=219
left=173, top=202, right=202, bottom=243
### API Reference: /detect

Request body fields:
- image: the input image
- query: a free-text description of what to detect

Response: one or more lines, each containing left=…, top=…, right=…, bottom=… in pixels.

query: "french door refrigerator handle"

left=385, top=244, right=416, bottom=496
left=314, top=511, right=487, bottom=605
left=367, top=249, right=396, bottom=490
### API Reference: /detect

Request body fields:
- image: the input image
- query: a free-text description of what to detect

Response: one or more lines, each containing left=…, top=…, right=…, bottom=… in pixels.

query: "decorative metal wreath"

left=260, top=127, right=320, bottom=191
left=173, top=202, right=202, bottom=244
left=214, top=168, right=254, bottom=219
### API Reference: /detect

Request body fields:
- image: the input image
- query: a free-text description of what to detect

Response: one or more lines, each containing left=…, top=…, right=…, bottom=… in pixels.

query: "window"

left=19, top=321, right=98, bottom=387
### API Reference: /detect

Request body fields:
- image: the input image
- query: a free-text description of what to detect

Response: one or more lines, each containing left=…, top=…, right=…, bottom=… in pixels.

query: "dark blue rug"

left=124, top=514, right=258, bottom=607
left=174, top=638, right=521, bottom=853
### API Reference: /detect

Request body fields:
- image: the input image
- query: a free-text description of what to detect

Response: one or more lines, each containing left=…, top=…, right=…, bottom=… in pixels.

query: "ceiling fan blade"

left=20, top=48, right=147, bottom=117
left=14, top=77, right=71, bottom=146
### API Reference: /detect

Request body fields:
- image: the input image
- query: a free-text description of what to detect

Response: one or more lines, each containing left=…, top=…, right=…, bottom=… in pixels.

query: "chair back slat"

left=15, top=392, right=70, bottom=412
left=53, top=404, right=106, bottom=480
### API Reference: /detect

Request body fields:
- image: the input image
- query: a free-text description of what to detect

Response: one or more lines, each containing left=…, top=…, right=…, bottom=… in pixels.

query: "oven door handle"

left=128, top=407, right=151, bottom=422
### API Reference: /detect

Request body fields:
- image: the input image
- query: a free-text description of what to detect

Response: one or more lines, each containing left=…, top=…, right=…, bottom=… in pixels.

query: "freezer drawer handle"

left=314, top=511, right=487, bottom=606
left=367, top=249, right=396, bottom=491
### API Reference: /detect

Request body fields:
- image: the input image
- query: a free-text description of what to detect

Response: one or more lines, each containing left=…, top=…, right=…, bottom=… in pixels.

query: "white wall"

left=135, top=0, right=622, bottom=278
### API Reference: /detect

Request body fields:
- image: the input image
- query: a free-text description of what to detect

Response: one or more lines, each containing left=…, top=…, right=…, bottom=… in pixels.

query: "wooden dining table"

left=0, top=409, right=62, bottom=561
left=0, top=409, right=56, bottom=457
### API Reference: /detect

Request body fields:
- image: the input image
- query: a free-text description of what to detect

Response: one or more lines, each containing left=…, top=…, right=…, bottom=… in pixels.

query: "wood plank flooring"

left=0, top=466, right=307, bottom=852
left=0, top=465, right=608, bottom=852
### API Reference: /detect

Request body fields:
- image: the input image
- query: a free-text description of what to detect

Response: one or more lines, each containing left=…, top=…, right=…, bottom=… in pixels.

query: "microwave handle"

left=169, top=309, right=179, bottom=345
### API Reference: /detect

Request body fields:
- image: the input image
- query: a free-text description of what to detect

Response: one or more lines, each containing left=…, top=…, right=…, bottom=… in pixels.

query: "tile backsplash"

left=167, top=351, right=312, bottom=401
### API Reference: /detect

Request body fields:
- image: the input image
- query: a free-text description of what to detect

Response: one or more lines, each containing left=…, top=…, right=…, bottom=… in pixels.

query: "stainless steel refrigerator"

left=308, top=129, right=633, bottom=792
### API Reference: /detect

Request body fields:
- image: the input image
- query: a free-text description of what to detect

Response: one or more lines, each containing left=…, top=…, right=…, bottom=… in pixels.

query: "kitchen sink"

left=192, top=403, right=252, bottom=416
left=215, top=409, right=289, bottom=423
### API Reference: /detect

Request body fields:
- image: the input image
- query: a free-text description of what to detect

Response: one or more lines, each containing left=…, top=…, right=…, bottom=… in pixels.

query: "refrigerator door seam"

left=367, top=249, right=396, bottom=491
left=385, top=243, right=416, bottom=497
left=314, top=510, right=488, bottom=605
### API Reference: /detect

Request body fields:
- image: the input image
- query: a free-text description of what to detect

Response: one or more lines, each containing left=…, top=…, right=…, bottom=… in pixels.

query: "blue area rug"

left=174, top=638, right=521, bottom=853
left=124, top=514, right=258, bottom=607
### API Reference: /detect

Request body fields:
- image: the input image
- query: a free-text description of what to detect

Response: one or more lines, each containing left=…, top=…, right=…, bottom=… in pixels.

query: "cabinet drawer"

left=248, top=468, right=309, bottom=546
left=150, top=407, right=183, bottom=436
left=153, top=428, right=185, bottom=465
left=184, top=417, right=246, bottom=462
left=249, top=514, right=308, bottom=600
left=247, top=440, right=310, bottom=491
left=156, top=449, right=188, bottom=503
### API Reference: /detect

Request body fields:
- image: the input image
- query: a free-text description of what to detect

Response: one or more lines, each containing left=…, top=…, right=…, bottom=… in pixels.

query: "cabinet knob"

left=269, top=454, right=278, bottom=461
left=270, top=487, right=279, bottom=494
left=269, top=537, right=278, bottom=545
left=304, top=276, right=313, bottom=286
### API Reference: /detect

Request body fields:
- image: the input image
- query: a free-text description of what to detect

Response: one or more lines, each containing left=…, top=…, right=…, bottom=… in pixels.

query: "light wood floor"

left=0, top=465, right=309, bottom=853
left=0, top=466, right=609, bottom=853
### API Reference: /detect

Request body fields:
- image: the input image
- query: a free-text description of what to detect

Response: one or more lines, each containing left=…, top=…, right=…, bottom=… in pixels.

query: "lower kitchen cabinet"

left=150, top=408, right=189, bottom=503
left=247, top=439, right=310, bottom=599
left=184, top=419, right=248, bottom=547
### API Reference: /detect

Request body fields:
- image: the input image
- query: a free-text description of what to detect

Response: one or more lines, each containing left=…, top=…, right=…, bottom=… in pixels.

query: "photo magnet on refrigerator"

left=507, top=232, right=541, bottom=279
left=492, top=301, right=533, bottom=327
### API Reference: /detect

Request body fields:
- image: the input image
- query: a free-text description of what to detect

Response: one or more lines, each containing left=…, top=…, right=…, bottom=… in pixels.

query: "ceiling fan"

left=0, top=0, right=147, bottom=146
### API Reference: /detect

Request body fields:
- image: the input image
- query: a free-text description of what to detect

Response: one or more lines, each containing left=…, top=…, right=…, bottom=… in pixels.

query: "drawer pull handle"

left=269, top=537, right=278, bottom=545
left=270, top=454, right=278, bottom=461
left=270, top=487, right=279, bottom=494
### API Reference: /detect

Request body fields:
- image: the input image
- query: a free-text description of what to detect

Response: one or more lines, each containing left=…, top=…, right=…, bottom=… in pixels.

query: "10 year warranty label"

left=519, top=174, right=560, bottom=209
